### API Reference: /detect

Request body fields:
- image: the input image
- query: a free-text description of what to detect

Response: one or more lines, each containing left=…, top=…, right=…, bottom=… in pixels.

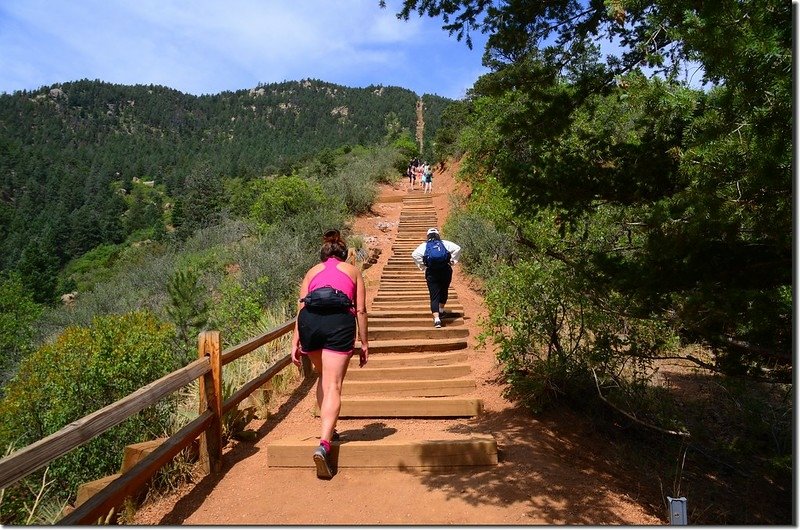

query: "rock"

left=233, top=429, right=258, bottom=442
left=61, top=291, right=77, bottom=306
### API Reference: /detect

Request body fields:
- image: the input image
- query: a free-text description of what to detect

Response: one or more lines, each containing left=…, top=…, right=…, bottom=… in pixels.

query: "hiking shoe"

left=313, top=445, right=333, bottom=479
left=434, top=319, right=442, bottom=328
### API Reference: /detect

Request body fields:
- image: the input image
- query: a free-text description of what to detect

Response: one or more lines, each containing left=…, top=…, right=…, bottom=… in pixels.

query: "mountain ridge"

left=0, top=77, right=451, bottom=300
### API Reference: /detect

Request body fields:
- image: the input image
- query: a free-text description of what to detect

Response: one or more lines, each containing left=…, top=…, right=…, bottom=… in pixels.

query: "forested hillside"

left=0, top=79, right=449, bottom=303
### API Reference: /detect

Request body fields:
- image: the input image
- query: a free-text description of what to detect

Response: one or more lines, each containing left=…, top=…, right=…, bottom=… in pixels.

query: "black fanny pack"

left=300, top=286, right=354, bottom=310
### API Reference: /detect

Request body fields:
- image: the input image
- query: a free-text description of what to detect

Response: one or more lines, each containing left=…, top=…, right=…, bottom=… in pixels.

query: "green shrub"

left=446, top=210, right=517, bottom=279
left=249, top=175, right=332, bottom=228
left=0, top=311, right=178, bottom=508
left=0, top=273, right=41, bottom=380
left=208, top=277, right=268, bottom=346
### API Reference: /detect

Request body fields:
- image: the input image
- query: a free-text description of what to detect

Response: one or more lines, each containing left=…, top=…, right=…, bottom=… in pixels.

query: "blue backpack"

left=423, top=239, right=451, bottom=267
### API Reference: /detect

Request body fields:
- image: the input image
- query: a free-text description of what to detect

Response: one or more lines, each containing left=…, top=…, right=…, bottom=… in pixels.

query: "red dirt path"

left=131, top=163, right=664, bottom=525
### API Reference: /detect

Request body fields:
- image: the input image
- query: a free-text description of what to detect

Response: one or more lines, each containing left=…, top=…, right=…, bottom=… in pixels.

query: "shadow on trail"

left=154, top=375, right=318, bottom=525
left=397, top=403, right=664, bottom=525
left=338, top=422, right=397, bottom=442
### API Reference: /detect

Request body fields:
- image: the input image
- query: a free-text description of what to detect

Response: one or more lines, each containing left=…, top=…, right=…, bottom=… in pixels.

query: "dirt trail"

left=132, top=164, right=664, bottom=525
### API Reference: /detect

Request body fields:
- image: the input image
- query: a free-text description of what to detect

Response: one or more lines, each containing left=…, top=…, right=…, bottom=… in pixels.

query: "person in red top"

left=291, top=229, right=369, bottom=479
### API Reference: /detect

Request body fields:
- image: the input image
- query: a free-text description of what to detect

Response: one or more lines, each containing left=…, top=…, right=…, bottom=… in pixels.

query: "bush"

left=446, top=210, right=517, bottom=279
left=0, top=273, right=41, bottom=381
left=249, top=175, right=333, bottom=229
left=0, top=310, right=178, bottom=511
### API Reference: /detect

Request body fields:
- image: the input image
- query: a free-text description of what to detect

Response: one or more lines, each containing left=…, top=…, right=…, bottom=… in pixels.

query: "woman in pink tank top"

left=290, top=229, right=369, bottom=479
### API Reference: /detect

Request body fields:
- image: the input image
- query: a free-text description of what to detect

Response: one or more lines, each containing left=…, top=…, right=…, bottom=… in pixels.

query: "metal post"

left=667, top=497, right=688, bottom=525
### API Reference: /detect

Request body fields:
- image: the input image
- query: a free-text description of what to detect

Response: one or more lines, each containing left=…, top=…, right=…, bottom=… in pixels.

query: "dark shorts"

left=298, top=307, right=356, bottom=354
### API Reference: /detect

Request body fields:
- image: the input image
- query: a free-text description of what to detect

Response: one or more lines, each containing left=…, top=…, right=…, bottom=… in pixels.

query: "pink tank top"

left=307, top=257, right=357, bottom=309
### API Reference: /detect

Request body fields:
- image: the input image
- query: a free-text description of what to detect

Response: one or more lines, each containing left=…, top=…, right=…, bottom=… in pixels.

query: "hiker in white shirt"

left=411, top=227, right=462, bottom=328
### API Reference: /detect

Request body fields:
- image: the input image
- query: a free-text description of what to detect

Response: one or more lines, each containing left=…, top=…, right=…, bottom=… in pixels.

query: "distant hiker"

left=422, top=163, right=433, bottom=194
left=414, top=164, right=423, bottom=191
left=291, top=228, right=369, bottom=479
left=411, top=227, right=462, bottom=328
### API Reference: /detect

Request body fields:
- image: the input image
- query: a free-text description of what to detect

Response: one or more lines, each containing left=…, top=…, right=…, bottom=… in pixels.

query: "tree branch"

left=591, top=366, right=691, bottom=438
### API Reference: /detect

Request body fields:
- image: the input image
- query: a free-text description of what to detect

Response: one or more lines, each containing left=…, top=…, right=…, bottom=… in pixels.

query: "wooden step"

left=371, top=303, right=464, bottom=313
left=378, top=278, right=429, bottom=284
left=368, top=310, right=463, bottom=319
left=343, top=377, right=476, bottom=397
left=336, top=397, right=483, bottom=417
left=375, top=288, right=439, bottom=295
left=374, top=294, right=459, bottom=303
left=345, top=363, right=472, bottom=381
left=368, top=326, right=468, bottom=340
left=368, top=317, right=465, bottom=328
left=356, top=336, right=467, bottom=354
left=348, top=351, right=467, bottom=368
left=266, top=435, right=497, bottom=468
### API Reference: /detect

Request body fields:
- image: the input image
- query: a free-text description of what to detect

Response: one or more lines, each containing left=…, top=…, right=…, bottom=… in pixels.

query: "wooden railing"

left=0, top=319, right=302, bottom=525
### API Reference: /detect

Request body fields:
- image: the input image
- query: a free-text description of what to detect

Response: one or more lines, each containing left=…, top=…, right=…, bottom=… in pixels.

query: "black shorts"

left=298, top=307, right=356, bottom=354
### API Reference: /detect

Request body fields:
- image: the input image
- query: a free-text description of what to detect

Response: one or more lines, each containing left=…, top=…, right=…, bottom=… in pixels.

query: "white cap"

left=426, top=228, right=439, bottom=236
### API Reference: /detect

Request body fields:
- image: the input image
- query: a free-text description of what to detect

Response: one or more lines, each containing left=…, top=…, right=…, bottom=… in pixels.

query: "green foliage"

left=59, top=243, right=123, bottom=293
left=166, top=269, right=209, bottom=363
left=391, top=130, right=418, bottom=166
left=173, top=163, right=225, bottom=240
left=398, top=0, right=792, bottom=371
left=122, top=182, right=167, bottom=238
left=432, top=99, right=472, bottom=164
left=400, top=4, right=791, bottom=517
left=15, top=236, right=60, bottom=305
left=0, top=311, right=177, bottom=518
left=446, top=209, right=516, bottom=280
left=0, top=77, right=426, bottom=523
left=0, top=273, right=42, bottom=382
left=248, top=175, right=332, bottom=229
left=322, top=145, right=400, bottom=214
left=207, top=277, right=268, bottom=346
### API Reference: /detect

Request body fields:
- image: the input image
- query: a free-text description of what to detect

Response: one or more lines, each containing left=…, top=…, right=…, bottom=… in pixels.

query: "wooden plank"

left=356, top=337, right=467, bottom=354
left=347, top=351, right=467, bottom=368
left=337, top=397, right=483, bottom=417
left=76, top=474, right=121, bottom=507
left=267, top=435, right=497, bottom=468
left=59, top=410, right=213, bottom=525
left=368, top=327, right=468, bottom=341
left=221, top=320, right=294, bottom=365
left=367, top=318, right=465, bottom=328
left=370, top=304, right=465, bottom=313
left=373, top=294, right=460, bottom=303
left=368, top=310, right=463, bottom=319
left=345, top=364, right=472, bottom=381
left=120, top=439, right=166, bottom=473
left=0, top=357, right=209, bottom=491
left=343, top=377, right=476, bottom=397
left=222, top=354, right=293, bottom=415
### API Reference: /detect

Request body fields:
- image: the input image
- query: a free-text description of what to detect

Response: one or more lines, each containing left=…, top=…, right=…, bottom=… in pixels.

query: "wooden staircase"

left=266, top=194, right=497, bottom=470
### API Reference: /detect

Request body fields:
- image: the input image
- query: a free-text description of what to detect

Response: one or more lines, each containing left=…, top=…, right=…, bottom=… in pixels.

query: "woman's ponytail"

left=320, top=229, right=348, bottom=261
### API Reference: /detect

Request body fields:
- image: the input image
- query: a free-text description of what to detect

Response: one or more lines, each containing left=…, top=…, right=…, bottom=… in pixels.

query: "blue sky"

left=0, top=0, right=490, bottom=100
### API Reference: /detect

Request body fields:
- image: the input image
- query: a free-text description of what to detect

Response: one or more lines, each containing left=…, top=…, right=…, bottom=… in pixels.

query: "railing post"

left=300, top=355, right=314, bottom=380
left=198, top=330, right=222, bottom=474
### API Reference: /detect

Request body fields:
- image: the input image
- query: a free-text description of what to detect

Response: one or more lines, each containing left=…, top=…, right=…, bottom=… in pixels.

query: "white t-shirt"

left=411, top=239, right=462, bottom=271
